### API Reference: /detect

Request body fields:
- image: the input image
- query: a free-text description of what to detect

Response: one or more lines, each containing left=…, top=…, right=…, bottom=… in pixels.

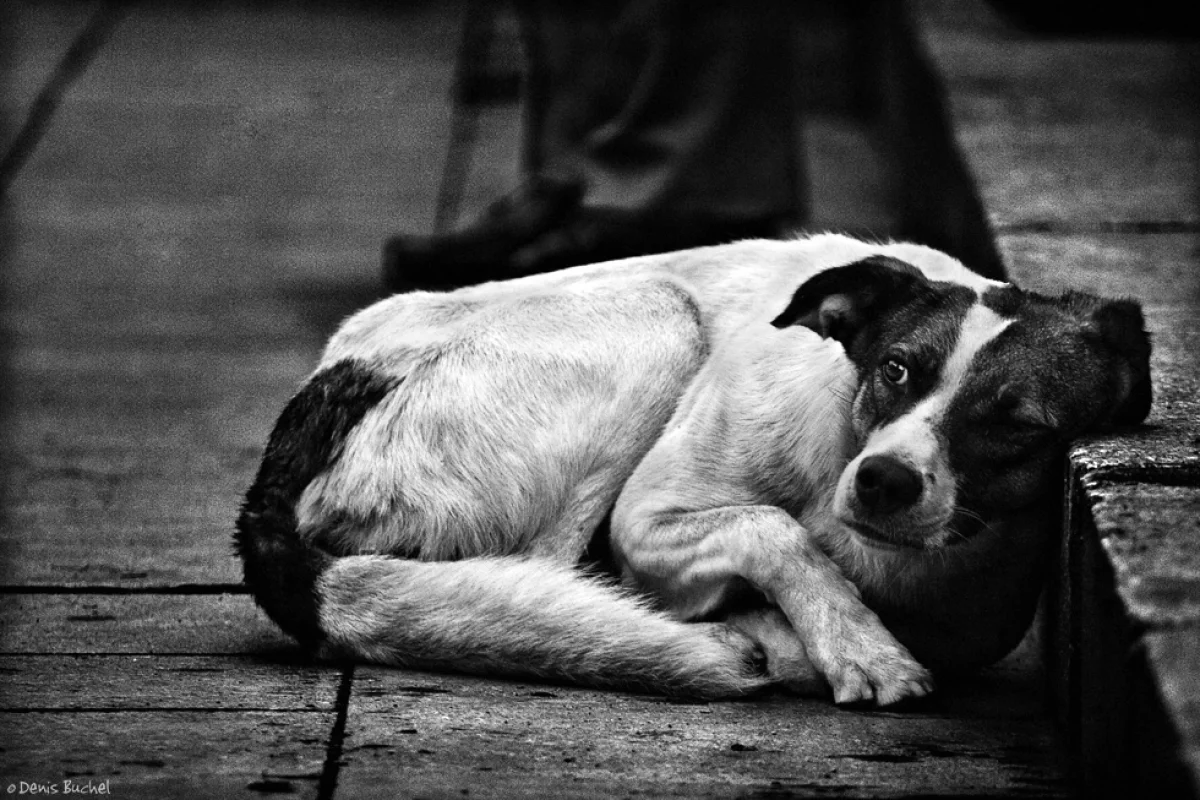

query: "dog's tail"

left=235, top=359, right=766, bottom=699
left=234, top=360, right=392, bottom=650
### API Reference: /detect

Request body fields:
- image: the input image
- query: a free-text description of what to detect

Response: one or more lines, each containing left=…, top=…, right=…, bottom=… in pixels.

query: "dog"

left=235, top=233, right=1151, bottom=706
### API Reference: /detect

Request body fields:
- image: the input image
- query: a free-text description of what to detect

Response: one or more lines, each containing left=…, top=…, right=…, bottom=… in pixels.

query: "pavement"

left=0, top=2, right=1079, bottom=798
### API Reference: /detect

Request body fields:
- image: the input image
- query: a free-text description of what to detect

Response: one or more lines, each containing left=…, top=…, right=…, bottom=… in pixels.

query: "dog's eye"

left=881, top=359, right=908, bottom=386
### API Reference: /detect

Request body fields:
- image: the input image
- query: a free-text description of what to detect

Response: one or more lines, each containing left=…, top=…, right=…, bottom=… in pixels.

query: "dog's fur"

left=236, top=233, right=1151, bottom=705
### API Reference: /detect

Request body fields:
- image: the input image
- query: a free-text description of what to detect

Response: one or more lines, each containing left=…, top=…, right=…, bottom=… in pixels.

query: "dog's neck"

left=821, top=502, right=1055, bottom=673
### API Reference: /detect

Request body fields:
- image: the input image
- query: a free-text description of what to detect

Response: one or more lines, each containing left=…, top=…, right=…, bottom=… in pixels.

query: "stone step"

left=890, top=2, right=1200, bottom=796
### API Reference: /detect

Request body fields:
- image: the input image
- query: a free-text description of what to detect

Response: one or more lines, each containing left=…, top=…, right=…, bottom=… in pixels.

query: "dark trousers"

left=515, top=0, right=803, bottom=223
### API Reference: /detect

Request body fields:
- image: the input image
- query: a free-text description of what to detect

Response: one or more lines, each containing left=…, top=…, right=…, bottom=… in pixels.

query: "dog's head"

left=773, top=255, right=1151, bottom=551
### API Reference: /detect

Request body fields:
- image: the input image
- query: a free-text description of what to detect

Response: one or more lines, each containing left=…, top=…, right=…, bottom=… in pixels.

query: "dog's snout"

left=855, top=455, right=922, bottom=515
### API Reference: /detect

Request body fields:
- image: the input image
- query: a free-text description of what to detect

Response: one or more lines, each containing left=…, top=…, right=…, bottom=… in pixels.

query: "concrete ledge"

left=891, top=1, right=1200, bottom=797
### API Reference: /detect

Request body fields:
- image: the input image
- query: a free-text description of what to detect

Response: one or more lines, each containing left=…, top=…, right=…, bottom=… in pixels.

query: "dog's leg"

left=722, top=607, right=826, bottom=696
left=615, top=505, right=933, bottom=705
left=315, top=554, right=770, bottom=698
left=528, top=466, right=632, bottom=564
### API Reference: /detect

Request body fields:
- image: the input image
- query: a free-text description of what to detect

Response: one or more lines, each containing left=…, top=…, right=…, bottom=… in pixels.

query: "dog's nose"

left=855, top=455, right=923, bottom=515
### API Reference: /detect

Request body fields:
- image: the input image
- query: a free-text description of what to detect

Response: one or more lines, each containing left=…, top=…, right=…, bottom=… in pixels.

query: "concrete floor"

left=1, top=2, right=1069, bottom=797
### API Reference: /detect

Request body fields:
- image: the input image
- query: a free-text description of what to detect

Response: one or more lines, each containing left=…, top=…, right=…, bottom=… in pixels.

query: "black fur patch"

left=234, top=359, right=399, bottom=648
left=770, top=256, right=924, bottom=343
left=937, top=288, right=1152, bottom=517
left=769, top=257, right=980, bottom=380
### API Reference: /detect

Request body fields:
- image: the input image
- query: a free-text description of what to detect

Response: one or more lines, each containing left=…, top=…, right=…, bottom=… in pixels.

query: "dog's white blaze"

left=939, top=302, right=1013, bottom=402
left=867, top=301, right=1012, bottom=457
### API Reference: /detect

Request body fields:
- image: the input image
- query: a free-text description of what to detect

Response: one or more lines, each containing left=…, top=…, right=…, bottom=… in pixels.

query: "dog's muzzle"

left=839, top=454, right=949, bottom=550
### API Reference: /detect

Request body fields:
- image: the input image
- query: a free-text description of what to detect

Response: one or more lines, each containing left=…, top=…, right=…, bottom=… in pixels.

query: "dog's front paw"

left=822, top=640, right=933, bottom=706
left=807, top=606, right=934, bottom=706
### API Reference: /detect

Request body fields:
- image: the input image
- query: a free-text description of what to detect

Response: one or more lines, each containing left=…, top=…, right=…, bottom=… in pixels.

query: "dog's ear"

left=771, top=255, right=925, bottom=347
left=1062, top=291, right=1153, bottom=426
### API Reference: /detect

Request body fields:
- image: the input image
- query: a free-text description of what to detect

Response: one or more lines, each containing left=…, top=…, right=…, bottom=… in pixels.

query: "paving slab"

left=911, top=1, right=1199, bottom=231
left=1089, top=482, right=1200, bottom=629
left=334, top=662, right=1068, bottom=800
left=0, top=654, right=341, bottom=711
left=1145, top=629, right=1200, bottom=796
left=0, top=353, right=308, bottom=586
left=0, top=627, right=341, bottom=796
left=0, top=594, right=290, bottom=654
left=0, top=2, right=463, bottom=588
left=0, top=711, right=331, bottom=799
left=0, top=1, right=105, bottom=158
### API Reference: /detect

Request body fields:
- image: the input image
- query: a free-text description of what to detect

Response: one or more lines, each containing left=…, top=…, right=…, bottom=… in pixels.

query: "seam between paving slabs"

left=0, top=584, right=250, bottom=594
left=316, top=665, right=354, bottom=800
left=1, top=706, right=331, bottom=713
left=1077, top=463, right=1200, bottom=490
left=0, top=0, right=127, bottom=193
left=997, top=221, right=1200, bottom=236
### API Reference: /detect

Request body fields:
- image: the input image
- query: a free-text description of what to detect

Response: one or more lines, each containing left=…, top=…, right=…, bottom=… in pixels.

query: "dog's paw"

left=722, top=607, right=827, bottom=696
left=806, top=607, right=934, bottom=707
left=659, top=622, right=773, bottom=699
left=822, top=643, right=933, bottom=706
left=705, top=622, right=769, bottom=678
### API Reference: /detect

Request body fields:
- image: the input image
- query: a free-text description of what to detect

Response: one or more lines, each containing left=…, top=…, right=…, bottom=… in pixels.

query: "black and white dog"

left=236, top=234, right=1150, bottom=705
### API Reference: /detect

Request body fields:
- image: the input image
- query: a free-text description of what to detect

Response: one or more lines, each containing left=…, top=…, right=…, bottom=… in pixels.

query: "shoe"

left=382, top=175, right=585, bottom=293
left=384, top=177, right=794, bottom=292
left=507, top=209, right=792, bottom=278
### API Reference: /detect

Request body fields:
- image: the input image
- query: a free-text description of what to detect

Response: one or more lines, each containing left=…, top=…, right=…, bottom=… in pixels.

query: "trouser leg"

left=515, top=0, right=803, bottom=223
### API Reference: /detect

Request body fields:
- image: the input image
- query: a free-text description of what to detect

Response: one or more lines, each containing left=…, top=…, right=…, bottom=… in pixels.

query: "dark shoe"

left=507, top=209, right=793, bottom=277
left=382, top=175, right=584, bottom=293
